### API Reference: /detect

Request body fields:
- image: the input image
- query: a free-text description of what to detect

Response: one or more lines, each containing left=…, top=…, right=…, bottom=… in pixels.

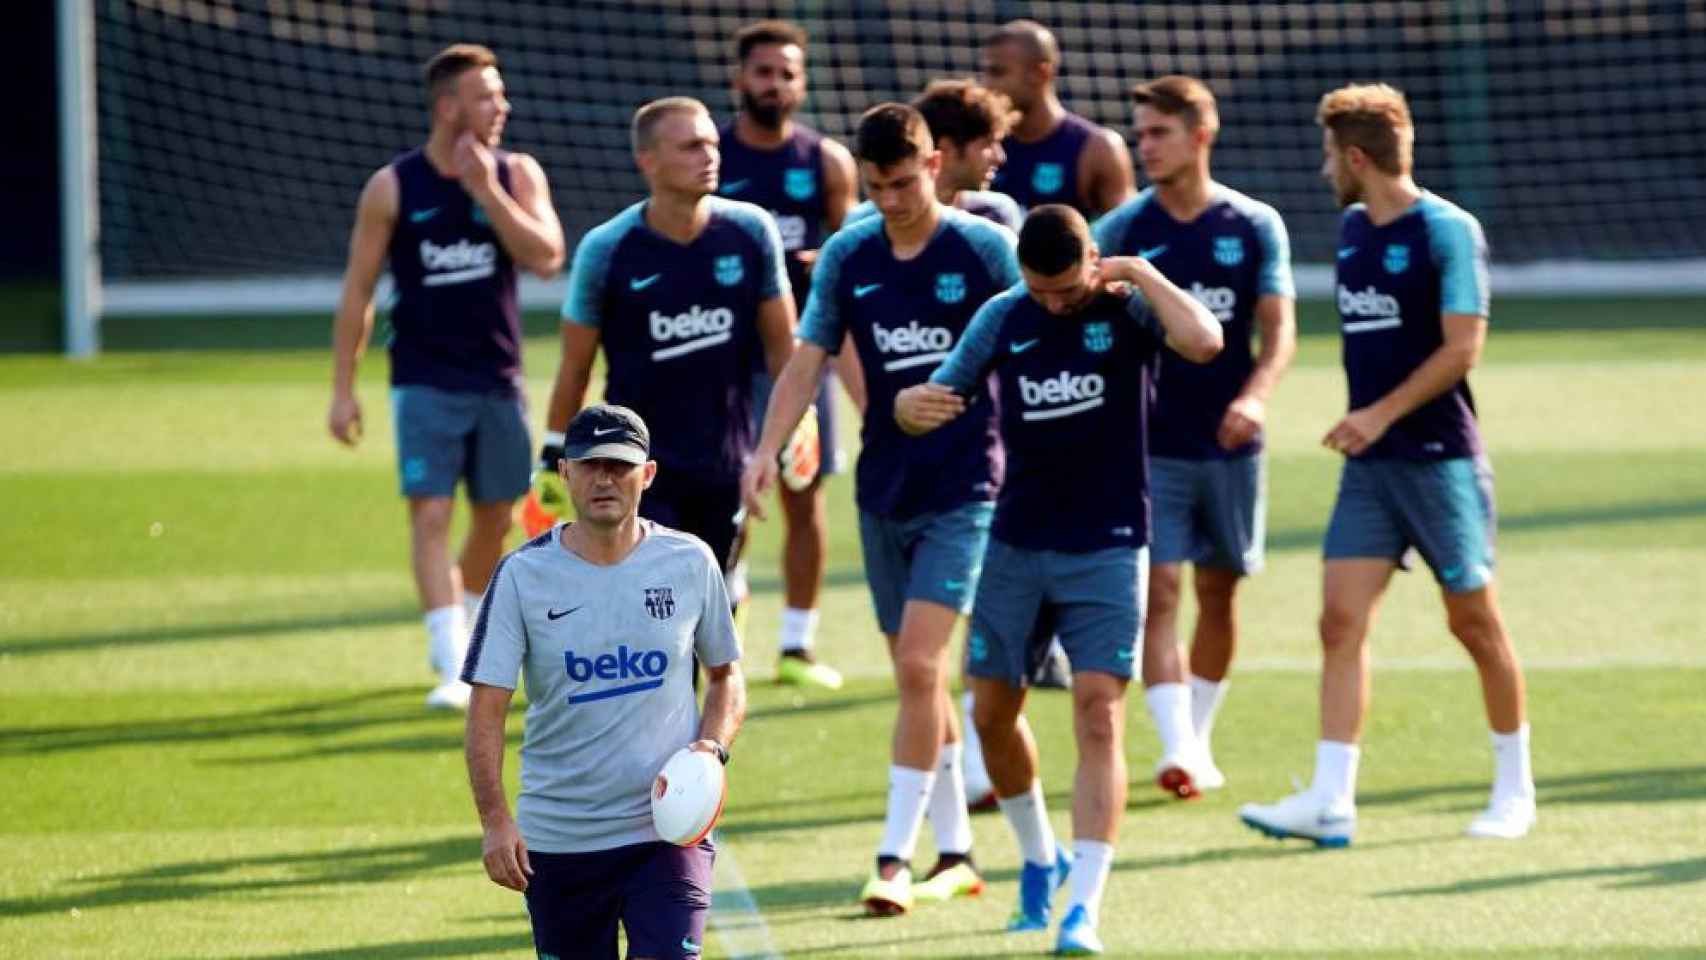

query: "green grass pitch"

left=1, top=296, right=1703, bottom=957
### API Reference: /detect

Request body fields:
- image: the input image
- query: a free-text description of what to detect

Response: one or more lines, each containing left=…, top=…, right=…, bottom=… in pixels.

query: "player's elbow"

left=1178, top=322, right=1224, bottom=364
left=527, top=247, right=566, bottom=280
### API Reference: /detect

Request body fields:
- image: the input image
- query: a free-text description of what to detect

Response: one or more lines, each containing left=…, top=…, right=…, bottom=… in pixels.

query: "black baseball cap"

left=563, top=405, right=651, bottom=465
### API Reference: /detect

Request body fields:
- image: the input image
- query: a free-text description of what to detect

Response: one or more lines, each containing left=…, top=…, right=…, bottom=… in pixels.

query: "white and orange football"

left=650, top=746, right=727, bottom=846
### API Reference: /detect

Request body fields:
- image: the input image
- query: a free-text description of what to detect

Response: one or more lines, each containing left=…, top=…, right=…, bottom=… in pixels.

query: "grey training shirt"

left=463, top=521, right=740, bottom=852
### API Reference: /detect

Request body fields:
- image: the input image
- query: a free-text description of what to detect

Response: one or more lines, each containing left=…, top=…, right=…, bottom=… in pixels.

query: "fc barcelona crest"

left=1083, top=321, right=1113, bottom=354
left=1032, top=162, right=1065, bottom=196
left=1383, top=244, right=1410, bottom=275
left=935, top=273, right=967, bottom=304
left=783, top=167, right=817, bottom=202
left=714, top=254, right=744, bottom=286
left=644, top=587, right=676, bottom=620
left=1213, top=235, right=1245, bottom=267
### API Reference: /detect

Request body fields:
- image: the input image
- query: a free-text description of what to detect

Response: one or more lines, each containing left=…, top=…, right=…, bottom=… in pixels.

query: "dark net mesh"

left=97, top=0, right=1706, bottom=280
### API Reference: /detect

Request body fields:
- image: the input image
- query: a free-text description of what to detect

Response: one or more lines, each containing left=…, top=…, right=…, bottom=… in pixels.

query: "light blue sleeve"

left=1424, top=197, right=1491, bottom=317
left=930, top=286, right=1021, bottom=393
left=797, top=225, right=866, bottom=354
left=722, top=199, right=789, bottom=300
left=561, top=205, right=640, bottom=328
left=957, top=214, right=1021, bottom=289
left=1090, top=190, right=1149, bottom=254
left=842, top=200, right=878, bottom=229
left=1251, top=203, right=1296, bottom=299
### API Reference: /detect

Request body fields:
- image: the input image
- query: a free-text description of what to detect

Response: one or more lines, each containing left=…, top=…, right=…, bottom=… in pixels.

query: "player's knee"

left=1194, top=568, right=1239, bottom=614
left=1318, top=603, right=1367, bottom=654
left=892, top=649, right=945, bottom=700
left=972, top=697, right=1019, bottom=743
left=408, top=498, right=455, bottom=536
left=1447, top=602, right=1506, bottom=660
left=1072, top=694, right=1122, bottom=749
left=1148, top=564, right=1184, bottom=617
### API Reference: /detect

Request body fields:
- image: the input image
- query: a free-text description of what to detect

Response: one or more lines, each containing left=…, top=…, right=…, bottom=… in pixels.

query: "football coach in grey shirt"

left=463, top=403, right=746, bottom=960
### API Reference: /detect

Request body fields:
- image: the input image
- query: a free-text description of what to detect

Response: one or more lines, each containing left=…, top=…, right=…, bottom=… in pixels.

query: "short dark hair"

left=912, top=79, right=1016, bottom=148
left=424, top=44, right=497, bottom=105
left=1131, top=74, right=1221, bottom=136
left=985, top=19, right=1059, bottom=67
left=854, top=103, right=933, bottom=169
left=1018, top=205, right=1092, bottom=275
left=734, top=19, right=807, bottom=63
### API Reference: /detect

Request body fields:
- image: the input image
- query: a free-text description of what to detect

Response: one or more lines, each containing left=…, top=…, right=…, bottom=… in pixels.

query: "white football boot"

left=1238, top=790, right=1356, bottom=848
left=1466, top=792, right=1536, bottom=839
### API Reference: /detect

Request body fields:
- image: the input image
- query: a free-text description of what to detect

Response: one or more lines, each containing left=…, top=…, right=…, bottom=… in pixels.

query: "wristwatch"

left=710, top=739, right=730, bottom=766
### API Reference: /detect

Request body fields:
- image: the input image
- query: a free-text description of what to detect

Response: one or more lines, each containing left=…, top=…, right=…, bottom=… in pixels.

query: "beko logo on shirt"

left=419, top=239, right=497, bottom=287
left=872, top=321, right=953, bottom=372
left=648, top=305, right=735, bottom=361
left=1189, top=282, right=1237, bottom=323
left=1018, top=372, right=1106, bottom=421
left=1337, top=284, right=1402, bottom=333
left=564, top=645, right=669, bottom=704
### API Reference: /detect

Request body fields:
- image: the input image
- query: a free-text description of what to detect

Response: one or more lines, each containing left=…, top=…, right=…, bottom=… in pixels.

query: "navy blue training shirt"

left=992, top=112, right=1099, bottom=215
left=716, top=123, right=829, bottom=301
left=799, top=206, right=1020, bottom=520
left=562, top=197, right=789, bottom=483
left=1334, top=192, right=1490, bottom=460
left=386, top=147, right=522, bottom=394
left=932, top=286, right=1162, bottom=553
left=1093, top=185, right=1294, bottom=459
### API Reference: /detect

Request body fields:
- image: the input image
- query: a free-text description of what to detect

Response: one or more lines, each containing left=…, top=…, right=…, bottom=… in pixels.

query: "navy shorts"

left=1149, top=454, right=1266, bottom=574
left=857, top=501, right=994, bottom=636
left=966, top=539, right=1148, bottom=686
left=750, top=368, right=843, bottom=480
left=390, top=384, right=531, bottom=502
left=1323, top=456, right=1497, bottom=594
left=640, top=470, right=744, bottom=575
left=524, top=839, right=714, bottom=960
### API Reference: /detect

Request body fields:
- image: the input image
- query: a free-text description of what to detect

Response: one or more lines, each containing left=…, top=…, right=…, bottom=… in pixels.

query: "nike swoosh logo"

left=630, top=273, right=662, bottom=290
left=1317, top=814, right=1354, bottom=827
left=718, top=179, right=749, bottom=195
left=1139, top=244, right=1168, bottom=260
left=680, top=938, right=702, bottom=953
left=409, top=207, right=441, bottom=223
left=854, top=283, right=882, bottom=298
left=1440, top=565, right=1464, bottom=581
left=944, top=579, right=966, bottom=591
left=1116, top=649, right=1135, bottom=661
left=592, top=427, right=621, bottom=436
left=547, top=606, right=582, bottom=621
left=1010, top=339, right=1039, bottom=353
left=1338, top=246, right=1358, bottom=260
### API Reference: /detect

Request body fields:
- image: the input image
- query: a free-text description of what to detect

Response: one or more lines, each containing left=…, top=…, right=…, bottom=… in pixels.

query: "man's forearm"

left=465, top=694, right=514, bottom=827
left=1240, top=298, right=1297, bottom=403
left=331, top=298, right=374, bottom=395
left=758, top=350, right=827, bottom=456
left=698, top=669, right=747, bottom=750
left=473, top=182, right=563, bottom=275
left=1372, top=341, right=1476, bottom=423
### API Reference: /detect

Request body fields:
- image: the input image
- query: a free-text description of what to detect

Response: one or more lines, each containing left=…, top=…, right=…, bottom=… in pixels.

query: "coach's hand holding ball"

left=894, top=382, right=966, bottom=436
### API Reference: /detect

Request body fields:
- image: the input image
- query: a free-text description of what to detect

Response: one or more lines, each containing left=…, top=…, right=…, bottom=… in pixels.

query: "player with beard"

left=717, top=19, right=859, bottom=690
left=328, top=44, right=564, bottom=710
left=981, top=19, right=1134, bottom=217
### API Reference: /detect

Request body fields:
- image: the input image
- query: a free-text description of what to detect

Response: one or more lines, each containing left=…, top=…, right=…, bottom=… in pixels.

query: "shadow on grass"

left=0, top=606, right=419, bottom=658
left=0, top=835, right=477, bottom=920
left=224, top=933, right=534, bottom=959
left=1358, top=764, right=1706, bottom=809
left=0, top=687, right=489, bottom=757
left=1376, top=855, right=1706, bottom=897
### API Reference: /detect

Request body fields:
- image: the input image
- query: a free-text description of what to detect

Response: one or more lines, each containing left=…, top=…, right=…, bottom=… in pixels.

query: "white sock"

left=1491, top=723, right=1534, bottom=801
left=424, top=605, right=467, bottom=683
left=1188, top=674, right=1228, bottom=750
left=878, top=765, right=935, bottom=863
left=927, top=743, right=974, bottom=855
left=1145, top=682, right=1197, bottom=757
left=463, top=590, right=485, bottom=626
left=1068, top=839, right=1115, bottom=924
left=1310, top=740, right=1361, bottom=807
left=997, top=780, right=1055, bottom=866
left=779, top=607, right=819, bottom=653
left=959, top=691, right=993, bottom=799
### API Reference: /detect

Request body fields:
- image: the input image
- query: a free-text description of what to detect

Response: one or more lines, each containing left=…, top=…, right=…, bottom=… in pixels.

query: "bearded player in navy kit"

left=328, top=44, right=565, bottom=710
left=1240, top=83, right=1535, bottom=847
left=464, top=404, right=745, bottom=960
left=743, top=103, right=1019, bottom=915
left=1093, top=75, right=1297, bottom=799
left=897, top=206, right=1221, bottom=955
left=542, top=98, right=797, bottom=605
left=981, top=19, right=1134, bottom=218
left=717, top=19, right=858, bottom=690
